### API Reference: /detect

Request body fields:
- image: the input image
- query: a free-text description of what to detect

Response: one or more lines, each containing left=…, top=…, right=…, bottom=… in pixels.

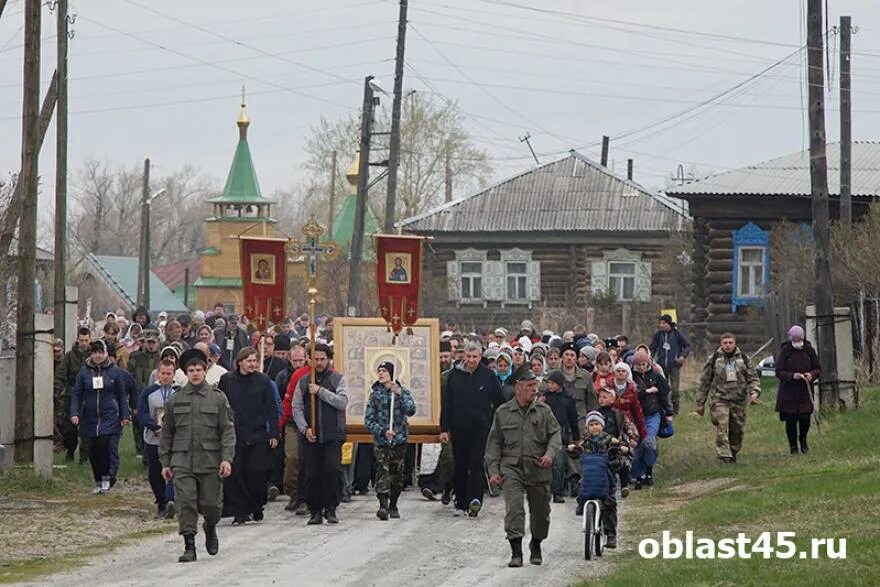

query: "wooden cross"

left=288, top=217, right=338, bottom=283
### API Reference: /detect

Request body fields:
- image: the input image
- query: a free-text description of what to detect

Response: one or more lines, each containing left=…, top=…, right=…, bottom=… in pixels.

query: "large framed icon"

left=333, top=317, right=441, bottom=441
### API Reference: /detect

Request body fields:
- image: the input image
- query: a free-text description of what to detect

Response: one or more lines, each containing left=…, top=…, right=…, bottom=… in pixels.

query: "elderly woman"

left=775, top=325, right=821, bottom=454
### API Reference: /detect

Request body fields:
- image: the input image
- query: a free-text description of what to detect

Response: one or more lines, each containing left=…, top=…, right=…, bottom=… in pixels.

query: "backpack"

left=579, top=452, right=613, bottom=500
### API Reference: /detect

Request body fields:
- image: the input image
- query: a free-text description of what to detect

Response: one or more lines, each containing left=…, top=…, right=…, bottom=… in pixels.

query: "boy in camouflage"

left=364, top=362, right=416, bottom=520
left=695, top=333, right=760, bottom=463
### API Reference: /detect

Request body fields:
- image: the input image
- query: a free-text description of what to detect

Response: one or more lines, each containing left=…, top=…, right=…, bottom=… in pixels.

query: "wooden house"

left=399, top=151, right=689, bottom=334
left=665, top=142, right=878, bottom=351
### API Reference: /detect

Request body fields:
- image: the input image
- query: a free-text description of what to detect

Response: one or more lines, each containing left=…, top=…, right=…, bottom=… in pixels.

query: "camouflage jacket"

left=695, top=346, right=761, bottom=405
left=128, top=349, right=159, bottom=391
left=364, top=381, right=417, bottom=447
left=54, top=344, right=89, bottom=398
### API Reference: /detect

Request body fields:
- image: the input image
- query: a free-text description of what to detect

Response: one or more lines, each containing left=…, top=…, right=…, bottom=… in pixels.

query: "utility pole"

left=445, top=148, right=453, bottom=203
left=137, top=158, right=150, bottom=309
left=347, top=76, right=376, bottom=316
left=520, top=132, right=539, bottom=165
left=839, top=15, right=853, bottom=225
left=15, top=0, right=41, bottom=463
left=600, top=135, right=610, bottom=167
left=384, top=0, right=408, bottom=233
left=807, top=0, right=840, bottom=410
left=328, top=150, right=337, bottom=236
left=53, top=0, right=69, bottom=347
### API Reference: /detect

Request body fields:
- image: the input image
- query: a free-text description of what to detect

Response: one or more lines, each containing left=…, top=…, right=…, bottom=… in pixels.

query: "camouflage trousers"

left=374, top=444, right=408, bottom=495
left=710, top=400, right=747, bottom=459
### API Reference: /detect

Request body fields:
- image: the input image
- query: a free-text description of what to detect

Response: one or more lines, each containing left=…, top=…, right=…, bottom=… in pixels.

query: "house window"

left=737, top=247, right=765, bottom=298
left=506, top=262, right=527, bottom=300
left=460, top=262, right=482, bottom=299
left=608, top=262, right=636, bottom=301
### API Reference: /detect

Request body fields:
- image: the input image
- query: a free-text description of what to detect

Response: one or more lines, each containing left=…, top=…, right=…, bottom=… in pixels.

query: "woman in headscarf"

left=775, top=325, right=821, bottom=454
left=494, top=351, right=515, bottom=400
left=196, top=324, right=215, bottom=345
left=122, top=323, right=143, bottom=355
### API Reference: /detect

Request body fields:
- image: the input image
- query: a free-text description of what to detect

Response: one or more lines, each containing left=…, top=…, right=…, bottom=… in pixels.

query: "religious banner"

left=375, top=234, right=423, bottom=336
left=333, top=317, right=441, bottom=440
left=240, top=236, right=288, bottom=330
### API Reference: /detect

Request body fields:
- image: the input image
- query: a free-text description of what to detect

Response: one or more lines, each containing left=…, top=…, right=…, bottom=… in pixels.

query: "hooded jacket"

left=70, top=358, right=131, bottom=437
left=131, top=306, right=155, bottom=330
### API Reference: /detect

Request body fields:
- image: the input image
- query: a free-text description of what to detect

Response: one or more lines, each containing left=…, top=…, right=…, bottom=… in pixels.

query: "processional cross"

left=286, top=216, right=338, bottom=437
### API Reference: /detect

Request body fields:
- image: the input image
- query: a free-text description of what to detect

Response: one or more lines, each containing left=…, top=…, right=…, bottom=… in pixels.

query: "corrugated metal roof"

left=667, top=141, right=880, bottom=197
left=400, top=151, right=687, bottom=233
left=152, top=258, right=201, bottom=290
left=87, top=254, right=189, bottom=313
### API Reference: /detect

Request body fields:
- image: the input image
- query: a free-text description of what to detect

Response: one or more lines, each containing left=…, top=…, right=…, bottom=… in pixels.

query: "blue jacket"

left=575, top=432, right=620, bottom=499
left=649, top=328, right=691, bottom=372
left=365, top=381, right=417, bottom=447
left=71, top=360, right=131, bottom=438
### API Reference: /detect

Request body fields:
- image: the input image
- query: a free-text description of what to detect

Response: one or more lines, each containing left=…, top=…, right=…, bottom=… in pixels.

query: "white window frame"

left=737, top=246, right=766, bottom=298
left=505, top=260, right=528, bottom=301
left=459, top=261, right=484, bottom=301
left=608, top=261, right=636, bottom=302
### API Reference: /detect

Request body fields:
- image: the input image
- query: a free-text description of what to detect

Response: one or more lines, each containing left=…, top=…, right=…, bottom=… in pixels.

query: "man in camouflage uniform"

left=695, top=332, right=760, bottom=463
left=486, top=370, right=562, bottom=568
left=54, top=326, right=91, bottom=463
left=159, top=348, right=236, bottom=563
left=128, top=328, right=161, bottom=457
left=365, top=362, right=417, bottom=520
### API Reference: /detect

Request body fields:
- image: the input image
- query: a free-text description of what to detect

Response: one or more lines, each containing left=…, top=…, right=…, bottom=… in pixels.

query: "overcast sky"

left=2, top=0, right=880, bottom=240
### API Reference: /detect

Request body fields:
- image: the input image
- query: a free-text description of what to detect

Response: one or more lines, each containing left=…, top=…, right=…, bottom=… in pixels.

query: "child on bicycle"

left=596, top=386, right=638, bottom=499
left=567, top=411, right=628, bottom=549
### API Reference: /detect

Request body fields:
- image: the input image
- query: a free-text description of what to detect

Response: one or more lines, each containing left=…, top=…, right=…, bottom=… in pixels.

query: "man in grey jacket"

left=293, top=343, right=348, bottom=525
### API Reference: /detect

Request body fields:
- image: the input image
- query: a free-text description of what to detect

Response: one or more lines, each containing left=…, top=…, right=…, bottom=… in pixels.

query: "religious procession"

left=3, top=1, right=873, bottom=585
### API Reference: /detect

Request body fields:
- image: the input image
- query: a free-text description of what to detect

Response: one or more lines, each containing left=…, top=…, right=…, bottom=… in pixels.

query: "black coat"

left=440, top=363, right=503, bottom=434
left=219, top=370, right=280, bottom=446
left=541, top=390, right=580, bottom=444
left=775, top=341, right=820, bottom=415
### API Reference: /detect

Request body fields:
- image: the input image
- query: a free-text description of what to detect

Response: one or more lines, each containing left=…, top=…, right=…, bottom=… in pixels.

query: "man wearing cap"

left=160, top=348, right=236, bottom=563
left=214, top=314, right=250, bottom=366
left=695, top=333, right=760, bottom=463
left=128, top=328, right=162, bottom=457
left=293, top=343, right=348, bottom=525
left=486, top=370, right=561, bottom=567
left=264, top=334, right=291, bottom=380
left=55, top=326, right=92, bottom=463
left=365, top=362, right=416, bottom=520
left=179, top=314, right=197, bottom=348
left=205, top=343, right=228, bottom=386
left=650, top=314, right=692, bottom=415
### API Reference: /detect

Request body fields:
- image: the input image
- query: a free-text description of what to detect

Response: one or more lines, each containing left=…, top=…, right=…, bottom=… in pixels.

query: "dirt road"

left=24, top=491, right=618, bottom=586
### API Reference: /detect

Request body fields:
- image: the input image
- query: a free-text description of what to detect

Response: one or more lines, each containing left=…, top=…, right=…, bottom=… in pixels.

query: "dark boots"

left=800, top=437, right=810, bottom=454
left=324, top=508, right=339, bottom=524
left=307, top=511, right=323, bottom=525
left=508, top=538, right=523, bottom=568
left=389, top=490, right=401, bottom=519
left=178, top=533, right=197, bottom=563
left=203, top=523, right=219, bottom=556
left=529, top=539, right=542, bottom=565
left=376, top=494, right=390, bottom=521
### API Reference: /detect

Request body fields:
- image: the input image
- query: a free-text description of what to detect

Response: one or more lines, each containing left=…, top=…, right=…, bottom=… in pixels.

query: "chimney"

left=627, top=158, right=634, bottom=180
left=600, top=136, right=610, bottom=167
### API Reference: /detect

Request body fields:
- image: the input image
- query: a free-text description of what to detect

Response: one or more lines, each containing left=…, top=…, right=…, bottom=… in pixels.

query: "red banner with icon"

left=240, top=237, right=288, bottom=331
left=375, top=235, right=423, bottom=335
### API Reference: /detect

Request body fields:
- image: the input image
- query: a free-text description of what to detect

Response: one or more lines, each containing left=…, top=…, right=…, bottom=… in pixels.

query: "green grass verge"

left=584, top=381, right=880, bottom=586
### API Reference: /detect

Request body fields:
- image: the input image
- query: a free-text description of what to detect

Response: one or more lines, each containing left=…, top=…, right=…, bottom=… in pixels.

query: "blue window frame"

left=731, top=222, right=770, bottom=311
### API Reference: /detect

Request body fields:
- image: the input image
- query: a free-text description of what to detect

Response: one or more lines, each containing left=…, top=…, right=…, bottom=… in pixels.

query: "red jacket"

left=611, top=380, right=647, bottom=439
left=279, top=365, right=312, bottom=430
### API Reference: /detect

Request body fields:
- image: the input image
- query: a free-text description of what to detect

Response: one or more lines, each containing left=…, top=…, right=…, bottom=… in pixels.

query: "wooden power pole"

left=137, top=158, right=150, bottom=309
left=807, top=0, right=840, bottom=409
left=328, top=150, right=337, bottom=236
left=346, top=76, right=375, bottom=316
left=15, top=0, right=41, bottom=462
left=445, top=148, right=453, bottom=203
left=384, top=0, right=408, bottom=233
left=839, top=15, right=853, bottom=225
left=53, top=0, right=69, bottom=346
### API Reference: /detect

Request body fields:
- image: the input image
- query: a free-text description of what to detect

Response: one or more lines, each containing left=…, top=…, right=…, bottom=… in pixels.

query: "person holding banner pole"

left=365, top=362, right=416, bottom=521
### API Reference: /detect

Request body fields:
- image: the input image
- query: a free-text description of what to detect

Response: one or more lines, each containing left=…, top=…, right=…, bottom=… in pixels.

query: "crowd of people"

left=51, top=304, right=818, bottom=567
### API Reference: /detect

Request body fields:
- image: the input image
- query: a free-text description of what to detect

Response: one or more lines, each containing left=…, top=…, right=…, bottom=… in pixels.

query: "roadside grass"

left=0, top=427, right=169, bottom=584
left=584, top=381, right=880, bottom=586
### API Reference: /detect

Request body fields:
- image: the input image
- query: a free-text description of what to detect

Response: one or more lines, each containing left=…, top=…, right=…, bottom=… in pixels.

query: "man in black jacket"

left=293, top=344, right=348, bottom=525
left=440, top=341, right=504, bottom=517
